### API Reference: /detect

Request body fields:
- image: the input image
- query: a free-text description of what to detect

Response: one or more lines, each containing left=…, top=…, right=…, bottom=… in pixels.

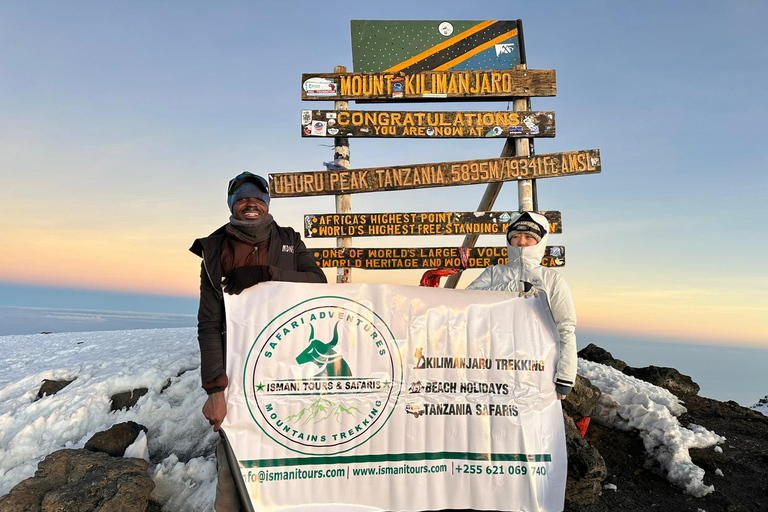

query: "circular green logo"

left=243, top=296, right=402, bottom=455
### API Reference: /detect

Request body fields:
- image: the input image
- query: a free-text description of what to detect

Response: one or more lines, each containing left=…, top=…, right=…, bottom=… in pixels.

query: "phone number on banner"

left=455, top=463, right=548, bottom=476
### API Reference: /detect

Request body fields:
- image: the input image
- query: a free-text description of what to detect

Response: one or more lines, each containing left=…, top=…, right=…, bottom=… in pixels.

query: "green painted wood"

left=351, top=20, right=522, bottom=73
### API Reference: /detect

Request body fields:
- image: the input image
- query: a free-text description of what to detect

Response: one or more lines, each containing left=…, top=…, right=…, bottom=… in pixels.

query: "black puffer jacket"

left=189, top=222, right=327, bottom=393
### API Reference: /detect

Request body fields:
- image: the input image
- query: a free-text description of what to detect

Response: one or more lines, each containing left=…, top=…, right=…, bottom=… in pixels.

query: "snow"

left=751, top=395, right=768, bottom=417
left=715, top=468, right=724, bottom=477
left=0, top=328, right=217, bottom=511
left=0, top=329, right=732, bottom=508
left=714, top=446, right=723, bottom=454
left=578, top=359, right=725, bottom=497
left=125, top=430, right=149, bottom=461
left=602, top=483, right=618, bottom=491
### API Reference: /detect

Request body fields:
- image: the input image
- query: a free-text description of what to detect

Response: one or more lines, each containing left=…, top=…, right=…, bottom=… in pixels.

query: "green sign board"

left=351, top=20, right=523, bottom=73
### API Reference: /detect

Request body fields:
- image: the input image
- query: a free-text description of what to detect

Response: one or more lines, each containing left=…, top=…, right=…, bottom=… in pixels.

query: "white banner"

left=223, top=282, right=566, bottom=512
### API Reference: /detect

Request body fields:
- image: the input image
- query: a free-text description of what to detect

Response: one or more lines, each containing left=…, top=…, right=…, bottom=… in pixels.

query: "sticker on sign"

left=303, top=77, right=338, bottom=97
left=495, top=43, right=515, bottom=56
left=311, top=121, right=327, bottom=136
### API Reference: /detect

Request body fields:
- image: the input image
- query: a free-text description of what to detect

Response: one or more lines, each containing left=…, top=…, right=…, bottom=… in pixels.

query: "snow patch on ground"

left=0, top=329, right=738, bottom=508
left=150, top=454, right=217, bottom=512
left=124, top=430, right=149, bottom=461
left=751, top=395, right=768, bottom=417
left=0, top=328, right=216, bottom=509
left=578, top=359, right=725, bottom=497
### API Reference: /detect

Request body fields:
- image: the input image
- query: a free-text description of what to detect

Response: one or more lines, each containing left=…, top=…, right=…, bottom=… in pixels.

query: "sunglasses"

left=228, top=172, right=269, bottom=195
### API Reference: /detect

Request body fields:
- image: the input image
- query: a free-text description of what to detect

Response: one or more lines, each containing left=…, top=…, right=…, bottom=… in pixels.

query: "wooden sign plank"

left=270, top=149, right=600, bottom=197
left=301, top=69, right=555, bottom=102
left=351, top=20, right=522, bottom=73
left=304, top=211, right=562, bottom=238
left=311, top=246, right=565, bottom=269
left=301, top=110, right=554, bottom=139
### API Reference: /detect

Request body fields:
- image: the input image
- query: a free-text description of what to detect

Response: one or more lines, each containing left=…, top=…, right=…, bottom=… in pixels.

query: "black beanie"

left=506, top=212, right=546, bottom=243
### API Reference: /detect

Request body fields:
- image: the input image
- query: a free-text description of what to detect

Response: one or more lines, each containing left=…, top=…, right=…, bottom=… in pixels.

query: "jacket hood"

left=506, top=212, right=549, bottom=269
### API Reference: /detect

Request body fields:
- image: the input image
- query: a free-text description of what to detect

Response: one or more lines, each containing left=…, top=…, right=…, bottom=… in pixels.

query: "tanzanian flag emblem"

left=351, top=20, right=523, bottom=73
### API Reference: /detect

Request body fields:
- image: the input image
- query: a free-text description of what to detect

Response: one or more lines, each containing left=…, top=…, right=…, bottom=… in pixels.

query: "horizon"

left=1, top=282, right=766, bottom=351
left=1, top=1, right=767, bottom=349
left=2, top=314, right=766, bottom=409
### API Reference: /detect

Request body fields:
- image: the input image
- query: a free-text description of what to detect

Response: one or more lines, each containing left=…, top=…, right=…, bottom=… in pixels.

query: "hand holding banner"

left=223, top=282, right=566, bottom=511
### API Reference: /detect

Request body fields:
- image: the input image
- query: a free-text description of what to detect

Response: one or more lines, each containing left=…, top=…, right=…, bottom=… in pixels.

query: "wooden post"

left=444, top=63, right=535, bottom=289
left=515, top=65, right=535, bottom=212
left=333, top=65, right=352, bottom=284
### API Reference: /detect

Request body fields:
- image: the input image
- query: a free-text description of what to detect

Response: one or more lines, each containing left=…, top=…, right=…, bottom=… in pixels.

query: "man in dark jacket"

left=190, top=171, right=327, bottom=511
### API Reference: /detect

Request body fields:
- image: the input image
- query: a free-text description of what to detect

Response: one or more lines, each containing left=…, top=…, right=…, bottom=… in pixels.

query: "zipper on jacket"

left=200, top=249, right=223, bottom=299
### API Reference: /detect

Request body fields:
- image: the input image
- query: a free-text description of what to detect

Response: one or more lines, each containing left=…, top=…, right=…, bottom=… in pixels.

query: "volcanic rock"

left=578, top=343, right=627, bottom=371
left=0, top=449, right=156, bottom=512
left=36, top=379, right=74, bottom=399
left=622, top=365, right=700, bottom=397
left=110, top=388, right=148, bottom=411
left=84, top=421, right=148, bottom=458
left=563, top=413, right=607, bottom=506
left=562, top=375, right=601, bottom=420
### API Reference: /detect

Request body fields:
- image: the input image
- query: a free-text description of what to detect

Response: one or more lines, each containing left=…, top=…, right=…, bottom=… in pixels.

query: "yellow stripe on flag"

left=433, top=29, right=519, bottom=71
left=385, top=20, right=498, bottom=73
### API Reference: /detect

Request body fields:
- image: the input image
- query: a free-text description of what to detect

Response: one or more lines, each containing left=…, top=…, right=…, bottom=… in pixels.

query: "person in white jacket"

left=466, top=211, right=577, bottom=398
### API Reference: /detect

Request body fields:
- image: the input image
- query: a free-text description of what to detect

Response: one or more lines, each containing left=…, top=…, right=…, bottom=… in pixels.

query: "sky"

left=1, top=1, right=766, bottom=347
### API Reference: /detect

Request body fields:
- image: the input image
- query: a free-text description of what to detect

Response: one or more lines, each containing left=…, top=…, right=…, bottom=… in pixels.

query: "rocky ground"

left=564, top=345, right=768, bottom=512
left=0, top=388, right=161, bottom=512
left=3, top=347, right=767, bottom=512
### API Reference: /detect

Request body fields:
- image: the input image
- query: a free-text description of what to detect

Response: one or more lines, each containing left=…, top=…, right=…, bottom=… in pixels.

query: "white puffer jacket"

left=466, top=212, right=577, bottom=393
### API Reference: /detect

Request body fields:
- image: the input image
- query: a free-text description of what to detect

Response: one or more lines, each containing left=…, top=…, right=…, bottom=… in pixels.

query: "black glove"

left=222, top=266, right=272, bottom=295
left=518, top=281, right=538, bottom=298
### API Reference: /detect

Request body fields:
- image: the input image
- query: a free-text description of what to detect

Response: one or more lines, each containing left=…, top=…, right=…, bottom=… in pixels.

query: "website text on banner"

left=222, top=282, right=567, bottom=511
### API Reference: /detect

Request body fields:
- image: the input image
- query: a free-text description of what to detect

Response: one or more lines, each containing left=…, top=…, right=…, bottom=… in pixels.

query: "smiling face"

left=508, top=233, right=539, bottom=247
left=232, top=196, right=269, bottom=221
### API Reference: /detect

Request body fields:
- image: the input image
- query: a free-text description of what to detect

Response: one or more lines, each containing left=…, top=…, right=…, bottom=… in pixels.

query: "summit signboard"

left=270, top=150, right=600, bottom=197
left=301, top=69, right=556, bottom=102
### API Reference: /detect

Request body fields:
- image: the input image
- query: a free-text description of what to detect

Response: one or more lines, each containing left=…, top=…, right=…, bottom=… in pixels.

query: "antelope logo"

left=245, top=297, right=400, bottom=455
left=296, top=322, right=352, bottom=377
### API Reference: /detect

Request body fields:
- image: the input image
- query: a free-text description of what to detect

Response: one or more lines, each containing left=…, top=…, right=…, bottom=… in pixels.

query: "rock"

left=578, top=343, right=627, bottom=371
left=110, top=388, right=148, bottom=411
left=0, top=449, right=156, bottom=512
left=161, top=368, right=197, bottom=393
left=37, top=379, right=75, bottom=399
left=84, top=421, right=148, bottom=457
left=621, top=365, right=700, bottom=397
left=563, top=375, right=601, bottom=420
left=564, top=348, right=768, bottom=511
left=145, top=500, right=163, bottom=512
left=564, top=413, right=607, bottom=507
left=176, top=367, right=197, bottom=378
